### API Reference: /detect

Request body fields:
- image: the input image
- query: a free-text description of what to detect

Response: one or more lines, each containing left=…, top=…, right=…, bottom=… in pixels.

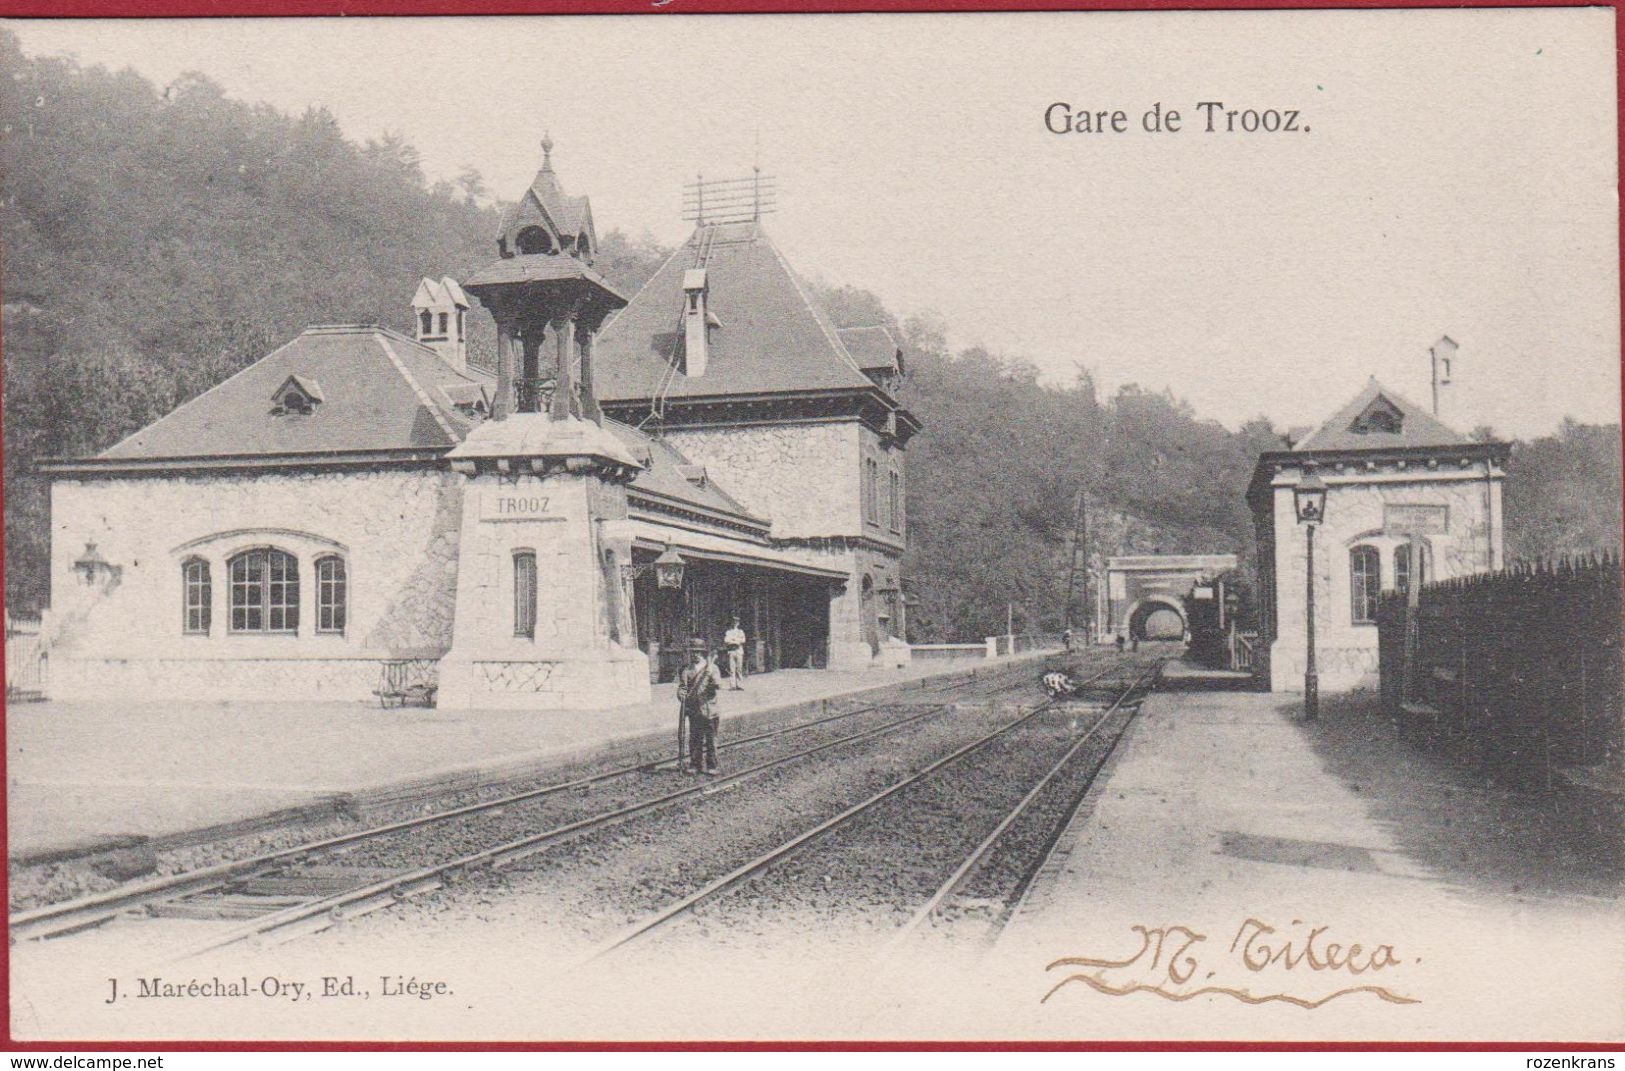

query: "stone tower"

left=436, top=138, right=648, bottom=711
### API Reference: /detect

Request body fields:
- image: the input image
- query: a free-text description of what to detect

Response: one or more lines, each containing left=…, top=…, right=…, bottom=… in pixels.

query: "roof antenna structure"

left=682, top=171, right=777, bottom=226
left=644, top=168, right=780, bottom=429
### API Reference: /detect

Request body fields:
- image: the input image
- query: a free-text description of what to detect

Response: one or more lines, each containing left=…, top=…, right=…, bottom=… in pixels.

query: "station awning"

left=628, top=520, right=848, bottom=582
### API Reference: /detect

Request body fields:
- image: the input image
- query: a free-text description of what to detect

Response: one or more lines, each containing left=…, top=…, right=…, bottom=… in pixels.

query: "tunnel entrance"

left=1128, top=598, right=1187, bottom=642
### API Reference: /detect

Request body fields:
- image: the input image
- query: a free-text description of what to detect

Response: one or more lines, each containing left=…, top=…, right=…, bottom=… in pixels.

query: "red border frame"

left=1, top=0, right=1622, bottom=1052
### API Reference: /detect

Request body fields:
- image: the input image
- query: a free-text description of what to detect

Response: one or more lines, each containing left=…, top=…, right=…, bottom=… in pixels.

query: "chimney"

left=682, top=268, right=709, bottom=378
left=412, top=276, right=470, bottom=371
left=1430, top=335, right=1457, bottom=423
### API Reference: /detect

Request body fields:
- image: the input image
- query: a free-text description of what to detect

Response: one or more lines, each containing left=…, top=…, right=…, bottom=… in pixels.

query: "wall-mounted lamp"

left=73, top=541, right=122, bottom=588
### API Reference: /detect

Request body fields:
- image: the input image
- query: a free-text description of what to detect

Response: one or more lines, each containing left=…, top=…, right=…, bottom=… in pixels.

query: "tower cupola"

left=496, top=134, right=598, bottom=263
left=464, top=137, right=627, bottom=424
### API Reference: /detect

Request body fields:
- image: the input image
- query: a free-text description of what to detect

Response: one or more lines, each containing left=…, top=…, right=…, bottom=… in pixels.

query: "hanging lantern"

left=654, top=544, right=687, bottom=590
left=1293, top=465, right=1329, bottom=526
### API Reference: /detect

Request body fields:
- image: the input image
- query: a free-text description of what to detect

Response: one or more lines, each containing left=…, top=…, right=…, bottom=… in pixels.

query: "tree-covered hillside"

left=3, top=31, right=1619, bottom=639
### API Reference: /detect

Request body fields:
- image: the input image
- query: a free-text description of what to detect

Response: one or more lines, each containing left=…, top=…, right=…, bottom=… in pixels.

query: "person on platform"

left=723, top=616, right=748, bottom=690
left=676, top=638, right=723, bottom=776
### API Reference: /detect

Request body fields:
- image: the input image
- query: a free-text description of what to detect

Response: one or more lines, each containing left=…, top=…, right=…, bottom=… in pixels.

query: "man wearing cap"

left=675, top=638, right=724, bottom=775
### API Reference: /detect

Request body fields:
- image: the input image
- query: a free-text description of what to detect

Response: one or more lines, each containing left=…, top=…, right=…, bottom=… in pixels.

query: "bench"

left=373, top=660, right=438, bottom=708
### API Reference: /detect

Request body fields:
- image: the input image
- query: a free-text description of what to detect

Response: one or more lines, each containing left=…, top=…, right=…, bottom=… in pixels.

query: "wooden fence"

left=1376, top=554, right=1622, bottom=785
left=5, top=612, right=49, bottom=701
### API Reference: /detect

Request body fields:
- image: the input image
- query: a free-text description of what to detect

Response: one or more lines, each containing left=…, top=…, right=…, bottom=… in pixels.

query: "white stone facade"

left=1263, top=459, right=1505, bottom=692
left=660, top=422, right=864, bottom=539
left=48, top=468, right=464, bottom=702
left=662, top=419, right=908, bottom=667
left=436, top=469, right=650, bottom=710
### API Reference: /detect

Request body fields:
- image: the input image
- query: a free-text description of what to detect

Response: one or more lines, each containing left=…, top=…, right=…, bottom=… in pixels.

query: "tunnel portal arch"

left=1126, top=596, right=1187, bottom=642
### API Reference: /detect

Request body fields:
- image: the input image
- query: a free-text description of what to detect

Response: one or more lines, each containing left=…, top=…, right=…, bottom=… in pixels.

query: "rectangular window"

left=316, top=556, right=347, bottom=633
left=267, top=551, right=299, bottom=632
left=865, top=459, right=880, bottom=526
left=514, top=551, right=538, bottom=638
left=888, top=470, right=901, bottom=534
left=231, top=552, right=264, bottom=632
left=183, top=559, right=211, bottom=635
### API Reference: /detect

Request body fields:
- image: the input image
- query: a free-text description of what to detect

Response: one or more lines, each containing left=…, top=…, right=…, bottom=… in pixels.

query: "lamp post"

left=1293, top=464, right=1328, bottom=721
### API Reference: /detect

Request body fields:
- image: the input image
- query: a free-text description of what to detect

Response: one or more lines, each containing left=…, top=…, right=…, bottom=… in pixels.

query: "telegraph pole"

left=1064, top=490, right=1090, bottom=643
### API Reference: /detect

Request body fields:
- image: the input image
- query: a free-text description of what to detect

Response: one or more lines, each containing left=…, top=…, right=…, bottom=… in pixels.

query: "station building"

left=1248, top=340, right=1511, bottom=692
left=40, top=139, right=919, bottom=710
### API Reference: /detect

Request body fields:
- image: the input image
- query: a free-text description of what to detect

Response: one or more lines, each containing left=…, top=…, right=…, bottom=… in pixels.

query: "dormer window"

left=577, top=231, right=591, bottom=259
left=438, top=312, right=449, bottom=335
left=516, top=226, right=555, bottom=255
left=271, top=375, right=324, bottom=417
left=1349, top=394, right=1404, bottom=436
left=420, top=310, right=434, bottom=336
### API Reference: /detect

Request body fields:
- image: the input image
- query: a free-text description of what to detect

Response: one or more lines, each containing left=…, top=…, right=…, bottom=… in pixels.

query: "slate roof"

left=593, top=223, right=881, bottom=402
left=98, top=325, right=484, bottom=460
left=84, top=322, right=767, bottom=532
left=836, top=325, right=903, bottom=373
left=606, top=422, right=766, bottom=528
left=1291, top=377, right=1472, bottom=453
left=463, top=254, right=625, bottom=295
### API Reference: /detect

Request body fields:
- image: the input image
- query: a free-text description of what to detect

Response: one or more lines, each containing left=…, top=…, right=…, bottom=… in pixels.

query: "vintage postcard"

left=3, top=7, right=1621, bottom=1046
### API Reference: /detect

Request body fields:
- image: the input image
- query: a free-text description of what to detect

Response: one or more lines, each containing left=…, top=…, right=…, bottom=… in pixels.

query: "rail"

left=887, top=659, right=1163, bottom=949
left=583, top=659, right=1132, bottom=961
left=13, top=662, right=1054, bottom=949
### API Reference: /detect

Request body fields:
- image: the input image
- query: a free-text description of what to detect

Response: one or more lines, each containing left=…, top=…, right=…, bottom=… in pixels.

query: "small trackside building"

left=1248, top=373, right=1510, bottom=693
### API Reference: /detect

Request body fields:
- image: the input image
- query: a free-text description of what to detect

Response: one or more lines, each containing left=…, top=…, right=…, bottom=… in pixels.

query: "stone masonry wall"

left=1268, top=466, right=1501, bottom=692
left=662, top=422, right=862, bottom=539
left=49, top=468, right=463, bottom=701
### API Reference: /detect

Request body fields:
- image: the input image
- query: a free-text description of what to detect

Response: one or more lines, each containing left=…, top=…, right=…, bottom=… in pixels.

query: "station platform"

left=994, top=687, right=1625, bottom=1041
left=6, top=650, right=1058, bottom=864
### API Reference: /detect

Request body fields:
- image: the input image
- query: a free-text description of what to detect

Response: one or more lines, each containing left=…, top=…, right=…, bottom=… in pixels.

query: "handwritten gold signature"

left=1043, top=919, right=1420, bottom=1008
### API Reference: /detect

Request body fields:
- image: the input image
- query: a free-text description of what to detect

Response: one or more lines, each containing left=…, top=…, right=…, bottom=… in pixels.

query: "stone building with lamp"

left=1247, top=339, right=1511, bottom=693
left=39, top=138, right=918, bottom=710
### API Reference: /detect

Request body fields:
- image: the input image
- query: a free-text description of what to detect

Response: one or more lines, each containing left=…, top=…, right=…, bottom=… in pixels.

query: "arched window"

left=514, top=551, right=538, bottom=638
left=229, top=548, right=299, bottom=633
left=1395, top=542, right=1431, bottom=597
left=1349, top=545, right=1380, bottom=625
left=516, top=226, right=554, bottom=255
left=419, top=310, right=434, bottom=336
left=437, top=312, right=449, bottom=335
left=182, top=557, right=211, bottom=635
left=315, top=555, right=347, bottom=634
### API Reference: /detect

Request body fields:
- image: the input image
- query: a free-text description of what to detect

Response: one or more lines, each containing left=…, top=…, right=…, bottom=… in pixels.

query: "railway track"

left=582, top=658, right=1164, bottom=961
left=11, top=657, right=1089, bottom=956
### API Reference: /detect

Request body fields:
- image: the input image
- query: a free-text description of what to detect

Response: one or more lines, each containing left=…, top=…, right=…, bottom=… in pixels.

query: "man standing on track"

left=723, top=616, right=748, bottom=690
left=676, top=638, right=723, bottom=776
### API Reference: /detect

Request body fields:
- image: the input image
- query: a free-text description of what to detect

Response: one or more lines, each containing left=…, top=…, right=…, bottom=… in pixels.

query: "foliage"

left=0, top=33, right=655, bottom=610
left=1504, top=419, right=1623, bottom=563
